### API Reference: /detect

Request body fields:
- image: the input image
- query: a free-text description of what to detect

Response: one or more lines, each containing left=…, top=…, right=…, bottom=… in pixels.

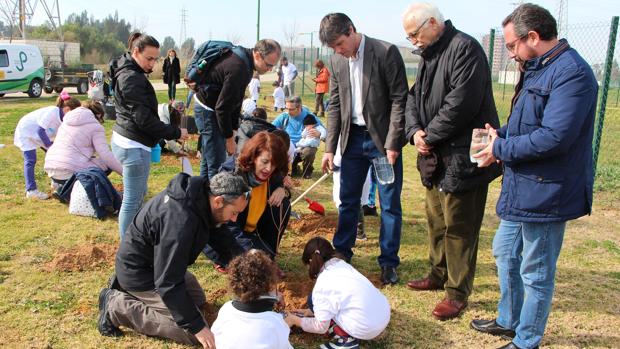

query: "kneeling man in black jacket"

left=97, top=172, right=250, bottom=349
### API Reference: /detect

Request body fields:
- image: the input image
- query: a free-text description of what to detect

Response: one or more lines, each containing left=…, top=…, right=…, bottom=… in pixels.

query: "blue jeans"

left=112, top=144, right=150, bottom=240
left=335, top=125, right=403, bottom=267
left=493, top=219, right=566, bottom=349
left=194, top=103, right=226, bottom=179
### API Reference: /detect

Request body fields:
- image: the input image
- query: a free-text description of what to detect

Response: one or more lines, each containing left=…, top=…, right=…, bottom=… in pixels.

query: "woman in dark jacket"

left=162, top=49, right=181, bottom=101
left=110, top=32, right=189, bottom=239
left=203, top=131, right=291, bottom=273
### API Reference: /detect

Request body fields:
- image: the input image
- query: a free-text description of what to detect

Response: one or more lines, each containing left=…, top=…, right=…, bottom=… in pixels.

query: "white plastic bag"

left=69, top=181, right=97, bottom=218
left=87, top=70, right=104, bottom=101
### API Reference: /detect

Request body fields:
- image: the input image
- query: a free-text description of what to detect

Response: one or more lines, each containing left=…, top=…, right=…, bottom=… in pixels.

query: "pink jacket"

left=44, top=107, right=123, bottom=176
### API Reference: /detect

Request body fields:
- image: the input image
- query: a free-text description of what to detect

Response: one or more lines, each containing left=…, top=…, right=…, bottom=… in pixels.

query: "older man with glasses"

left=402, top=2, right=502, bottom=320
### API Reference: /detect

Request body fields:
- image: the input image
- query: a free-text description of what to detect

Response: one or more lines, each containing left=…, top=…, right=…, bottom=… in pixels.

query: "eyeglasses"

left=505, top=36, right=525, bottom=53
left=406, top=18, right=429, bottom=42
left=261, top=54, right=277, bottom=68
left=211, top=190, right=251, bottom=201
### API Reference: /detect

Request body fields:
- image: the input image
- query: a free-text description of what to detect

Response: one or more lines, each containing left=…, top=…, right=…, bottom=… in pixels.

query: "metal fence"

left=475, top=17, right=619, bottom=177
left=282, top=17, right=619, bottom=180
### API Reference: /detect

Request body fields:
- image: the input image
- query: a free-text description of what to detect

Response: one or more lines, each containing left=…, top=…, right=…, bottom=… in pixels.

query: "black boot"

left=356, top=206, right=367, bottom=240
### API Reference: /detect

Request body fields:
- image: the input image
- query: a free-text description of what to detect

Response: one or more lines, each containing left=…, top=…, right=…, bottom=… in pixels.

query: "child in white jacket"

left=284, top=237, right=391, bottom=349
left=212, top=250, right=293, bottom=349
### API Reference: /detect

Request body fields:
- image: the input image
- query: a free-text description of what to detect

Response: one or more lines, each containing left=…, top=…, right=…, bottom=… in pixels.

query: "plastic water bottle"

left=151, top=143, right=161, bottom=163
left=187, top=59, right=207, bottom=82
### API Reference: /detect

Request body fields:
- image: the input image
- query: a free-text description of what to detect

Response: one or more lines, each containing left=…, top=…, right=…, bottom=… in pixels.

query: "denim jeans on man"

left=112, top=143, right=150, bottom=239
left=493, top=219, right=566, bottom=349
left=194, top=103, right=226, bottom=179
left=335, top=125, right=402, bottom=267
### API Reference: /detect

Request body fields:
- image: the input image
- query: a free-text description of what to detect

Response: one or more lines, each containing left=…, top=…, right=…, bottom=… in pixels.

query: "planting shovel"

left=290, top=171, right=331, bottom=219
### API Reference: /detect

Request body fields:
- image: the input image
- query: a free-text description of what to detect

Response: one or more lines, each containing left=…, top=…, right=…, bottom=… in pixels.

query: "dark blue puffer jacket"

left=493, top=39, right=598, bottom=222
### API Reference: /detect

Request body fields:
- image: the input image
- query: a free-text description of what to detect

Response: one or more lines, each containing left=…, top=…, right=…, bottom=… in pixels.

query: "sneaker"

left=213, top=264, right=228, bottom=274
left=26, top=189, right=49, bottom=200
left=320, top=335, right=360, bottom=349
left=98, top=288, right=123, bottom=337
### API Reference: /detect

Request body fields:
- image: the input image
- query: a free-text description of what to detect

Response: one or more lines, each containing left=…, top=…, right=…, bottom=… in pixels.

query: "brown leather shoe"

left=432, top=298, right=467, bottom=320
left=406, top=277, right=444, bottom=291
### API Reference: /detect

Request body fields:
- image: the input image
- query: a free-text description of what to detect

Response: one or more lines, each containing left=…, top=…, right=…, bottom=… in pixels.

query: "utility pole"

left=256, top=0, right=261, bottom=42
left=556, top=0, right=568, bottom=38
left=19, top=0, right=26, bottom=39
left=180, top=6, right=188, bottom=46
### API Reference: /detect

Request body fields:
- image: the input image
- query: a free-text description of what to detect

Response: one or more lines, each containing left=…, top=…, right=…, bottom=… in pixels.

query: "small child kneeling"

left=211, top=249, right=293, bottom=349
left=284, top=237, right=391, bottom=349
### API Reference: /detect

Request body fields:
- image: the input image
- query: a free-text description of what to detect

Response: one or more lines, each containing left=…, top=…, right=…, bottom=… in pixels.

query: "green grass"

left=0, top=82, right=618, bottom=348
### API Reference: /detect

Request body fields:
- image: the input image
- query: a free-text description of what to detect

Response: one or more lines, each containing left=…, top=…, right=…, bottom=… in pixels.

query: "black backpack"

left=184, top=40, right=251, bottom=89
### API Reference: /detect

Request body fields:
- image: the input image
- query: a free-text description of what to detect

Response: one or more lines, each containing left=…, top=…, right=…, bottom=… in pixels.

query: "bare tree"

left=282, top=20, right=298, bottom=51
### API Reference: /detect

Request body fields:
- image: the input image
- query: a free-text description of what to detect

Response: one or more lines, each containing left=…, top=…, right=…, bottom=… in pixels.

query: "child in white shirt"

left=248, top=72, right=260, bottom=102
left=283, top=237, right=391, bottom=349
left=211, top=249, right=293, bottom=349
left=272, top=81, right=285, bottom=112
left=13, top=93, right=81, bottom=199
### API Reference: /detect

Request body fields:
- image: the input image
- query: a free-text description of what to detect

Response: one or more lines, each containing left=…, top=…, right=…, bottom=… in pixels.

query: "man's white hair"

left=402, top=2, right=445, bottom=25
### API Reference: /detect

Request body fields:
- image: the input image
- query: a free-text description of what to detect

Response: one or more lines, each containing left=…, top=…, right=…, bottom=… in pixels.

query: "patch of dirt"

left=202, top=303, right=220, bottom=325
left=44, top=244, right=117, bottom=272
left=202, top=288, right=230, bottom=324
left=288, top=213, right=338, bottom=248
left=277, top=278, right=315, bottom=311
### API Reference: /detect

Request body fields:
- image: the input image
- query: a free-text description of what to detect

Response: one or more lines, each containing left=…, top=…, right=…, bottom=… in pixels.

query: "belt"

left=350, top=124, right=368, bottom=132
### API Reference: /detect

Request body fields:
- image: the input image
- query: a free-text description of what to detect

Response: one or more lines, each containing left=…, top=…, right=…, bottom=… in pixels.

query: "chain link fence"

left=280, top=18, right=618, bottom=191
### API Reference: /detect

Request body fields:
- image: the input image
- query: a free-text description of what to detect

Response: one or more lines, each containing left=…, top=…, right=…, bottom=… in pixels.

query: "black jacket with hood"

left=110, top=53, right=181, bottom=147
left=405, top=21, right=502, bottom=193
left=115, top=173, right=235, bottom=334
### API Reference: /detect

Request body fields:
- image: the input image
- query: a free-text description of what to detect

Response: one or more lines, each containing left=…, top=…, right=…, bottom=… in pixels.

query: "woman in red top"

left=312, top=60, right=330, bottom=117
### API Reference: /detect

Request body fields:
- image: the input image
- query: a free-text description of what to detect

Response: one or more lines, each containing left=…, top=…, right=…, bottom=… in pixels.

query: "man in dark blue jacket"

left=97, top=172, right=249, bottom=348
left=471, top=4, right=598, bottom=349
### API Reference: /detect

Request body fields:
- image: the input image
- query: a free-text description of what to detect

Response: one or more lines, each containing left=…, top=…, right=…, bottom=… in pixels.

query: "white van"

left=0, top=44, right=45, bottom=98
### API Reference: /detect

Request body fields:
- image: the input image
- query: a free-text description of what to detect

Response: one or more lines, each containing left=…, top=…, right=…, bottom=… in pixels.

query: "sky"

left=27, top=0, right=619, bottom=49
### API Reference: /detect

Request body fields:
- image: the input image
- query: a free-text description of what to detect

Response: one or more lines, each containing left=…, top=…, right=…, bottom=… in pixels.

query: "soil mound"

left=45, top=244, right=117, bottom=272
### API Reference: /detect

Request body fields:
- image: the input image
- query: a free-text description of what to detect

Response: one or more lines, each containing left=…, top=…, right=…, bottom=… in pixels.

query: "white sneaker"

left=26, top=189, right=49, bottom=200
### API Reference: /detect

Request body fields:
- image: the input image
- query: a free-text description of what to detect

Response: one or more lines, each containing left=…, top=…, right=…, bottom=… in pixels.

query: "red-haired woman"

left=203, top=131, right=292, bottom=272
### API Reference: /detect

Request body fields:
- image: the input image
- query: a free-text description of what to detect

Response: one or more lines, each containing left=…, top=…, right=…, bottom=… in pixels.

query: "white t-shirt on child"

left=248, top=78, right=260, bottom=101
left=211, top=300, right=293, bottom=349
left=311, top=258, right=390, bottom=340
left=14, top=106, right=62, bottom=151
left=273, top=87, right=285, bottom=109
